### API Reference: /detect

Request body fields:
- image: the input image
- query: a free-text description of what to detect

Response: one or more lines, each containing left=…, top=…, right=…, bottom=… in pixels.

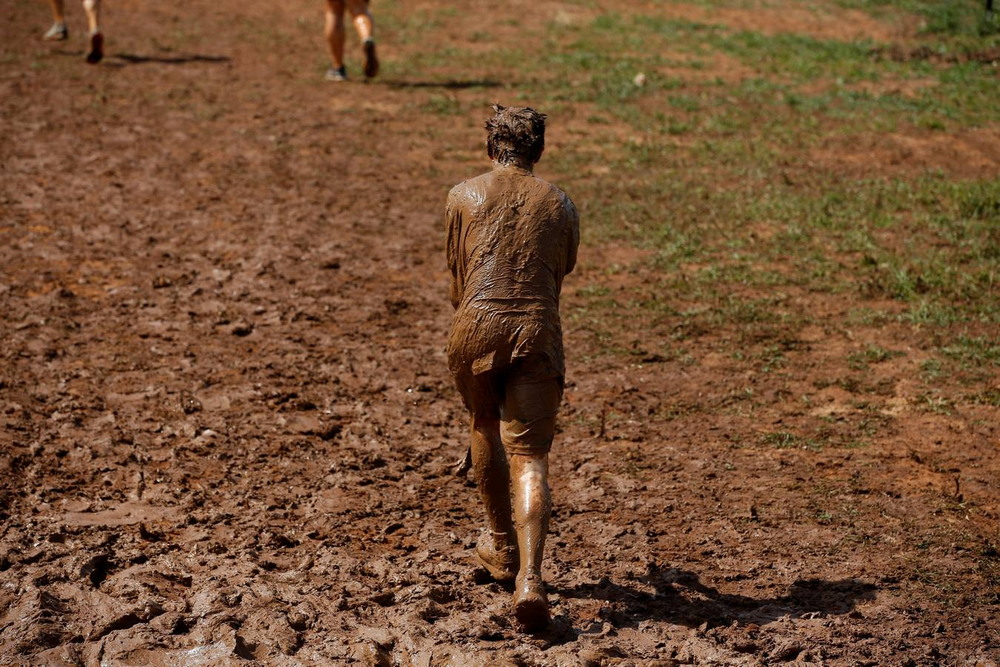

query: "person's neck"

left=493, top=158, right=534, bottom=173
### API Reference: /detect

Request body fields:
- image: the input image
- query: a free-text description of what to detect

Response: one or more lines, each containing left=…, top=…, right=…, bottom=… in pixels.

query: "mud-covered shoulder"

left=537, top=178, right=579, bottom=221
left=449, top=172, right=492, bottom=202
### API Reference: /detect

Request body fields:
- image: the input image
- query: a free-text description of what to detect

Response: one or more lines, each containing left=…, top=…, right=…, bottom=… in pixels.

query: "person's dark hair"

left=485, top=104, right=546, bottom=166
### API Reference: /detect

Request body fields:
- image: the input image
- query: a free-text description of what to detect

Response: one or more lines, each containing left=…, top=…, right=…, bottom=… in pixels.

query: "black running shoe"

left=362, top=38, right=379, bottom=79
left=86, top=31, right=103, bottom=64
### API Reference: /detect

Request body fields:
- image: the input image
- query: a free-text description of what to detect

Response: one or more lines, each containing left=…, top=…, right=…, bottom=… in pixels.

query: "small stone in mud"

left=473, top=622, right=504, bottom=641
left=139, top=601, right=167, bottom=621
left=221, top=591, right=242, bottom=607
left=286, top=414, right=323, bottom=435
left=354, top=641, right=392, bottom=667
left=150, top=612, right=191, bottom=635
left=228, top=321, right=254, bottom=336
left=368, top=591, right=395, bottom=607
left=79, top=554, right=113, bottom=587
left=415, top=600, right=447, bottom=623
left=384, top=299, right=408, bottom=315
left=139, top=523, right=163, bottom=542
left=287, top=608, right=312, bottom=631
left=771, top=640, right=804, bottom=662
left=579, top=647, right=627, bottom=666
left=319, top=422, right=343, bottom=441
left=180, top=392, right=203, bottom=414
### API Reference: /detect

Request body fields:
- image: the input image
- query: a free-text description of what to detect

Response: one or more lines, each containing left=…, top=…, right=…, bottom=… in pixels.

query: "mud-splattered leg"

left=501, top=375, right=560, bottom=631
left=470, top=416, right=517, bottom=580
left=508, top=452, right=551, bottom=630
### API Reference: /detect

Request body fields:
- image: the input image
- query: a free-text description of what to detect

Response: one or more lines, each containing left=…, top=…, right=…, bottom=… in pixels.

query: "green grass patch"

left=373, top=0, right=1000, bottom=370
left=837, top=0, right=1000, bottom=38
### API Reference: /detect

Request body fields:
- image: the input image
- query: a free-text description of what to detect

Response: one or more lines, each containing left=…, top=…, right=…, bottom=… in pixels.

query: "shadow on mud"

left=110, top=53, right=231, bottom=65
left=48, top=49, right=230, bottom=66
left=549, top=565, right=876, bottom=637
left=384, top=80, right=502, bottom=89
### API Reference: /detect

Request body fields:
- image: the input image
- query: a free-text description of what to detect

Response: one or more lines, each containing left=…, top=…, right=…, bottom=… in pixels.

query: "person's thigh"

left=345, top=0, right=369, bottom=15
left=455, top=368, right=501, bottom=424
left=500, top=360, right=562, bottom=456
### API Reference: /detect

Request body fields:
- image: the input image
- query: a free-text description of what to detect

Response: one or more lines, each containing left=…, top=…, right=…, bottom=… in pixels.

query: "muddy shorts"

left=453, top=354, right=563, bottom=456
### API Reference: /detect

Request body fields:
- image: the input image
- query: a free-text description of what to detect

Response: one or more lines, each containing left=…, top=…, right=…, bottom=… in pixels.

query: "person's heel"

left=513, top=573, right=549, bottom=631
left=43, top=23, right=68, bottom=41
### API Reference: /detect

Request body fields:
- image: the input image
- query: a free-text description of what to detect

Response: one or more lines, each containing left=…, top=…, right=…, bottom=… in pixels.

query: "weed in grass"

left=838, top=0, right=1000, bottom=38
left=920, top=358, right=945, bottom=380
left=755, top=345, right=787, bottom=373
left=761, top=431, right=822, bottom=451
left=917, top=392, right=956, bottom=415
left=903, top=300, right=962, bottom=326
left=667, top=94, right=702, bottom=112
left=814, top=510, right=835, bottom=525
left=761, top=432, right=799, bottom=449
left=940, top=334, right=1000, bottom=368
left=968, top=388, right=1000, bottom=406
left=848, top=345, right=905, bottom=370
left=420, top=95, right=463, bottom=117
left=846, top=308, right=893, bottom=327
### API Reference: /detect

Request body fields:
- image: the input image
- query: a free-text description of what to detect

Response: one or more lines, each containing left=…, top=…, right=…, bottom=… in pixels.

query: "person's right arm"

left=445, top=190, right=464, bottom=309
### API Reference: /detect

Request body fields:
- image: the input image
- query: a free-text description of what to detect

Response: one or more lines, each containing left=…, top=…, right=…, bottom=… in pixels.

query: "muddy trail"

left=2, top=0, right=998, bottom=664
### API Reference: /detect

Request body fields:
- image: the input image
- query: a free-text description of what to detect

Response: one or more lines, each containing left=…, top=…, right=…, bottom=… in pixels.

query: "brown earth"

left=2, top=0, right=999, bottom=665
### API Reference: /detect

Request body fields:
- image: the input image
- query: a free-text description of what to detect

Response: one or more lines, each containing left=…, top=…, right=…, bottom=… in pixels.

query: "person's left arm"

left=564, top=197, right=580, bottom=276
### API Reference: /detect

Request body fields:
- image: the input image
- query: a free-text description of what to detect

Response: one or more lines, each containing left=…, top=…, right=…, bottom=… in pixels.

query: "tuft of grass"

left=419, top=94, right=464, bottom=116
left=760, top=431, right=824, bottom=451
left=848, top=345, right=905, bottom=370
left=838, top=0, right=1000, bottom=38
left=940, top=334, right=1000, bottom=368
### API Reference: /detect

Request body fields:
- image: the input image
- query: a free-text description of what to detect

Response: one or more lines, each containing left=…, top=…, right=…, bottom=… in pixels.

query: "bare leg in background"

left=323, top=0, right=377, bottom=80
left=43, top=0, right=68, bottom=40
left=82, top=0, right=102, bottom=63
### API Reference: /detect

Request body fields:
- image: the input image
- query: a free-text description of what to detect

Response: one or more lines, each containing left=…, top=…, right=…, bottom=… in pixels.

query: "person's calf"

left=510, top=454, right=551, bottom=571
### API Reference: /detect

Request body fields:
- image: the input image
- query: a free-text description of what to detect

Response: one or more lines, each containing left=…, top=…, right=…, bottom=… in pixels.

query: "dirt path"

left=2, top=0, right=998, bottom=664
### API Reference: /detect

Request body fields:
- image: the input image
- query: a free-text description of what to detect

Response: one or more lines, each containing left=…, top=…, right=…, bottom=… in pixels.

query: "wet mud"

left=2, top=0, right=999, bottom=664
